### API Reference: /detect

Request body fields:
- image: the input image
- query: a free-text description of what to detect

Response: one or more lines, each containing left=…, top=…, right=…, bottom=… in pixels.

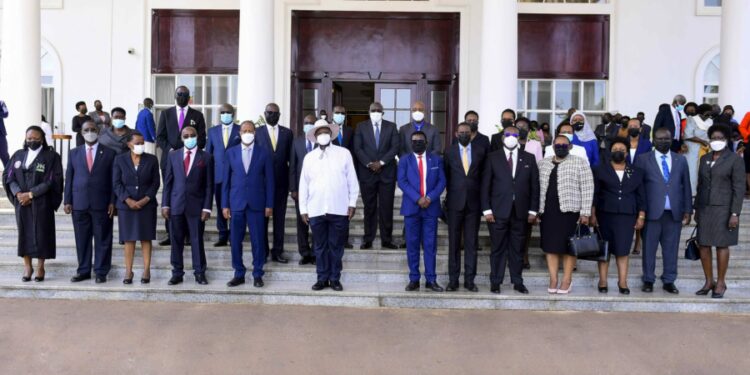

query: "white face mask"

left=132, top=145, right=145, bottom=155
left=320, top=115, right=327, bottom=120
left=317, top=133, right=331, bottom=146
left=504, top=136, right=519, bottom=150
left=412, top=111, right=425, bottom=122
left=710, top=140, right=727, bottom=152
left=83, top=132, right=98, bottom=143
left=241, top=133, right=255, bottom=145
left=370, top=112, right=383, bottom=124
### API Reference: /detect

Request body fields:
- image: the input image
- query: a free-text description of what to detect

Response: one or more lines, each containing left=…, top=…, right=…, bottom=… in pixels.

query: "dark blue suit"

left=0, top=100, right=8, bottom=167
left=635, top=150, right=692, bottom=285
left=64, top=144, right=117, bottom=277
left=255, top=125, right=293, bottom=257
left=162, top=148, right=214, bottom=277
left=222, top=144, right=275, bottom=278
left=205, top=123, right=240, bottom=242
left=398, top=152, right=446, bottom=283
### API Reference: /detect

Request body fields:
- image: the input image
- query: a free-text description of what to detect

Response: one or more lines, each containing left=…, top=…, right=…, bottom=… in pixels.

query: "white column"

left=478, top=0, right=517, bottom=137
left=719, top=0, right=750, bottom=115
left=236, top=0, right=275, bottom=123
left=0, top=0, right=41, bottom=155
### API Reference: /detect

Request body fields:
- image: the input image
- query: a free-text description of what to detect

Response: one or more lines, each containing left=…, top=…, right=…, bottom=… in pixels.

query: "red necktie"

left=418, top=155, right=425, bottom=197
left=184, top=150, right=191, bottom=175
left=86, top=147, right=94, bottom=172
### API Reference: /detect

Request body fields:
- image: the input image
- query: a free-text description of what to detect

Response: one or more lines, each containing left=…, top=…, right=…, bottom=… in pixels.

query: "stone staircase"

left=1, top=192, right=750, bottom=314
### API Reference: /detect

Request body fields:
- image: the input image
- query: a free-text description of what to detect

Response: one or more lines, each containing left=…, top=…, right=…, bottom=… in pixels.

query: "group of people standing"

left=3, top=88, right=746, bottom=298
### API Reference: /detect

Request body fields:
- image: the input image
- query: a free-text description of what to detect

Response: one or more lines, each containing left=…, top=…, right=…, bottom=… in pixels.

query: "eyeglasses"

left=504, top=133, right=519, bottom=138
left=220, top=111, right=233, bottom=115
left=176, top=92, right=190, bottom=98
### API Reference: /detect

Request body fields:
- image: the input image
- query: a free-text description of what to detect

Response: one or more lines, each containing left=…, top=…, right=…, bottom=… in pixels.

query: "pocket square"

left=430, top=167, right=438, bottom=170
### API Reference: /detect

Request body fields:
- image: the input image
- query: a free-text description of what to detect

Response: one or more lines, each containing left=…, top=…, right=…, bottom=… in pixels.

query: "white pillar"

left=478, top=0, right=517, bottom=137
left=0, top=0, right=41, bottom=155
left=237, top=0, right=275, bottom=123
left=719, top=0, right=750, bottom=115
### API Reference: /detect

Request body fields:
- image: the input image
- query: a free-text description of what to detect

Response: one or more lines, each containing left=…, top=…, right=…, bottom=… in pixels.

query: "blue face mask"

left=112, top=119, right=126, bottom=129
left=303, top=124, right=314, bottom=134
left=333, top=113, right=346, bottom=125
left=675, top=104, right=685, bottom=112
left=220, top=113, right=233, bottom=125
left=562, top=133, right=574, bottom=142
left=183, top=136, right=197, bottom=149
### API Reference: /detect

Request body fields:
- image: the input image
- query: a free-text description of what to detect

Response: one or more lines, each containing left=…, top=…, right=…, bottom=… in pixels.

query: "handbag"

left=684, top=226, right=700, bottom=261
left=578, top=226, right=610, bottom=262
left=568, top=224, right=601, bottom=258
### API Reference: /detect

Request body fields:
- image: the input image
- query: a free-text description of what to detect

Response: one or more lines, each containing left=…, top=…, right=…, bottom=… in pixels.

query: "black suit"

left=333, top=124, right=355, bottom=245
left=444, top=142, right=486, bottom=285
left=353, top=119, right=400, bottom=244
left=480, top=148, right=540, bottom=286
left=489, top=133, right=503, bottom=153
left=289, top=136, right=315, bottom=257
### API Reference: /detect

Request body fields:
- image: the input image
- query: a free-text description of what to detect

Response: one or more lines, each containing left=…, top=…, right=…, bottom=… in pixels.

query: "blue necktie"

left=661, top=155, right=670, bottom=183
left=374, top=124, right=380, bottom=149
left=338, top=130, right=343, bottom=145
left=306, top=140, right=312, bottom=153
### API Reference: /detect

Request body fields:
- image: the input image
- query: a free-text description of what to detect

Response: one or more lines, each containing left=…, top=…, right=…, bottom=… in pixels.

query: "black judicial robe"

left=3, top=147, right=63, bottom=259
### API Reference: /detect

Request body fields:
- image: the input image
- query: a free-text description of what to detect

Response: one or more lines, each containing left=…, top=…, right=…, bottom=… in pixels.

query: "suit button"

left=618, top=197, right=621, bottom=200
left=136, top=186, right=139, bottom=190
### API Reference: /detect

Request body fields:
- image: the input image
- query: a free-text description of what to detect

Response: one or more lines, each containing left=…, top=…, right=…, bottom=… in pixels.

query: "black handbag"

left=568, top=224, right=601, bottom=258
left=578, top=226, right=610, bottom=262
left=684, top=226, right=700, bottom=261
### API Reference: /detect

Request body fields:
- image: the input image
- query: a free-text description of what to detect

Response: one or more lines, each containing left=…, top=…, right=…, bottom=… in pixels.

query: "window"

left=517, top=79, right=607, bottom=132
left=702, top=54, right=720, bottom=104
left=696, top=0, right=721, bottom=15
left=151, top=74, right=238, bottom=128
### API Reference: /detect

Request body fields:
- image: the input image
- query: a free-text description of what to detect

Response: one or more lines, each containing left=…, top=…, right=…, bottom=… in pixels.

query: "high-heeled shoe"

left=34, top=269, right=45, bottom=282
left=140, top=277, right=150, bottom=284
left=557, top=281, right=573, bottom=294
left=598, top=284, right=608, bottom=293
left=618, top=284, right=630, bottom=295
left=695, top=283, right=715, bottom=296
left=123, top=272, right=134, bottom=285
left=22, top=268, right=33, bottom=282
left=711, top=286, right=726, bottom=299
left=548, top=281, right=558, bottom=294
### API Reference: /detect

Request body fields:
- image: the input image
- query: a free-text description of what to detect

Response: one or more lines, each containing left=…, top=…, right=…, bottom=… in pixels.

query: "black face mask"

left=554, top=145, right=569, bottom=158
left=518, top=129, right=529, bottom=140
left=628, top=128, right=640, bottom=137
left=412, top=140, right=427, bottom=154
left=265, top=111, right=280, bottom=126
left=611, top=151, right=626, bottom=163
left=467, top=121, right=478, bottom=133
left=573, top=122, right=585, bottom=132
left=26, top=141, right=42, bottom=151
left=175, top=95, right=189, bottom=107
left=542, top=127, right=550, bottom=133
left=457, top=133, right=471, bottom=146
left=501, top=120, right=513, bottom=129
left=654, top=140, right=671, bottom=153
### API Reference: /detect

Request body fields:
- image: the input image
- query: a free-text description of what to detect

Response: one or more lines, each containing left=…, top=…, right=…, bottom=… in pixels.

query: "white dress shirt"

left=413, top=153, right=429, bottom=197
left=24, top=147, right=42, bottom=169
left=299, top=145, right=360, bottom=218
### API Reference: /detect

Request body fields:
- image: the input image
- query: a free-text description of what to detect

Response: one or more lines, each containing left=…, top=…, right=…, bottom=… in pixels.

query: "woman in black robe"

left=3, top=126, right=63, bottom=282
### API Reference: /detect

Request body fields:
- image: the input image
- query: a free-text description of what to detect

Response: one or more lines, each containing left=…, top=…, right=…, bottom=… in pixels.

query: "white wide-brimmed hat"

left=306, top=119, right=339, bottom=144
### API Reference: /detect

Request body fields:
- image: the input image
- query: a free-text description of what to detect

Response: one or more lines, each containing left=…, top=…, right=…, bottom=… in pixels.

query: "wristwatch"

left=731, top=213, right=738, bottom=217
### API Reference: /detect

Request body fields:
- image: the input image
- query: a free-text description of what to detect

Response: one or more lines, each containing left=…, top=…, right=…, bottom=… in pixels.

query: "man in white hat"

left=299, top=119, right=360, bottom=291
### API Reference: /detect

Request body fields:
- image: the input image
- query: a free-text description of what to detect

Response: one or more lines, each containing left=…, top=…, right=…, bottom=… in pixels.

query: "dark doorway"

left=290, top=11, right=459, bottom=146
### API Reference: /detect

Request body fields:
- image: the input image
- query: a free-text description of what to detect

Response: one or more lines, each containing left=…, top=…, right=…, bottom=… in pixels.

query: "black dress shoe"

left=214, top=239, right=228, bottom=247
left=344, top=243, right=354, bottom=249
left=299, top=256, right=315, bottom=265
left=490, top=284, right=501, bottom=294
left=312, top=281, right=328, bottom=290
left=330, top=280, right=343, bottom=291
left=513, top=284, right=529, bottom=294
left=405, top=281, right=420, bottom=291
left=253, top=277, right=264, bottom=288
left=271, top=254, right=289, bottom=264
left=168, top=276, right=183, bottom=285
left=663, top=283, right=679, bottom=294
left=523, top=263, right=531, bottom=270
left=158, top=237, right=171, bottom=246
left=465, top=283, right=479, bottom=292
left=445, top=282, right=459, bottom=292
left=195, top=274, right=208, bottom=285
left=95, top=276, right=107, bottom=284
left=70, top=274, right=91, bottom=282
left=399, top=242, right=407, bottom=249
left=425, top=282, right=443, bottom=292
left=619, top=287, right=630, bottom=295
left=227, top=277, right=245, bottom=287
left=598, top=285, right=608, bottom=293
left=360, top=242, right=373, bottom=250
left=641, top=282, right=654, bottom=293
left=382, top=242, right=399, bottom=249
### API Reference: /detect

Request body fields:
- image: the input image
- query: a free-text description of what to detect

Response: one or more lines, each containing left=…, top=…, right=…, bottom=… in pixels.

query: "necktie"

left=338, top=130, right=343, bottom=145
left=461, top=146, right=469, bottom=175
left=661, top=155, right=670, bottom=183
left=243, top=148, right=251, bottom=173
left=184, top=150, right=191, bottom=175
left=418, top=155, right=425, bottom=197
left=374, top=124, right=380, bottom=149
left=269, top=126, right=277, bottom=151
left=306, top=140, right=312, bottom=153
left=178, top=108, right=185, bottom=130
left=508, top=151, right=514, bottom=177
left=86, top=147, right=94, bottom=172
left=223, top=127, right=229, bottom=147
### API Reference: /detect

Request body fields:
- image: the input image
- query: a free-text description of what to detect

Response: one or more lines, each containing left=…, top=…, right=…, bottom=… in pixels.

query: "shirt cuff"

left=482, top=210, right=492, bottom=216
left=202, top=209, right=211, bottom=214
left=379, top=160, right=385, bottom=166
left=528, top=211, right=537, bottom=216
left=162, top=206, right=169, bottom=209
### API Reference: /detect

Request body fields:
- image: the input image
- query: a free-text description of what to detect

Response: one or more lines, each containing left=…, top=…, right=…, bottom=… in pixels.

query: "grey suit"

left=695, top=151, right=746, bottom=246
left=635, top=150, right=692, bottom=285
left=399, top=121, right=443, bottom=156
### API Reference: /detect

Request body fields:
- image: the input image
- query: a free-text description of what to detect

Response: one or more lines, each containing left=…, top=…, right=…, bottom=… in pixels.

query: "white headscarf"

left=570, top=111, right=597, bottom=142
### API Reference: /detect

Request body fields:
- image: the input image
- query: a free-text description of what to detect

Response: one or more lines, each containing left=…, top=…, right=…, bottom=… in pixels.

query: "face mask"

left=562, top=133, right=574, bottom=142
left=611, top=151, right=626, bottom=163
left=468, top=121, right=478, bottom=133
left=220, top=113, right=234, bottom=125
left=241, top=133, right=255, bottom=145
left=317, top=133, right=331, bottom=146
left=412, top=111, right=425, bottom=122
left=573, top=122, right=584, bottom=132
left=265, top=112, right=280, bottom=126
left=83, top=132, right=98, bottom=143
left=554, top=145, right=569, bottom=158
left=112, top=119, right=126, bottom=129
left=303, top=123, right=314, bottom=134
left=503, top=136, right=519, bottom=149
left=501, top=119, right=513, bottom=129
left=26, top=141, right=42, bottom=151
left=183, top=136, right=197, bottom=149
left=370, top=112, right=383, bottom=124
left=675, top=104, right=685, bottom=112
left=333, top=113, right=346, bottom=125
left=457, top=133, right=471, bottom=146
left=79, top=107, right=87, bottom=114
left=176, top=96, right=189, bottom=107
left=133, top=145, right=145, bottom=155
left=412, top=140, right=427, bottom=154
left=654, top=140, right=671, bottom=154
left=628, top=128, right=640, bottom=137
left=320, top=115, right=327, bottom=120
left=710, top=140, right=727, bottom=152
left=518, top=129, right=529, bottom=140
